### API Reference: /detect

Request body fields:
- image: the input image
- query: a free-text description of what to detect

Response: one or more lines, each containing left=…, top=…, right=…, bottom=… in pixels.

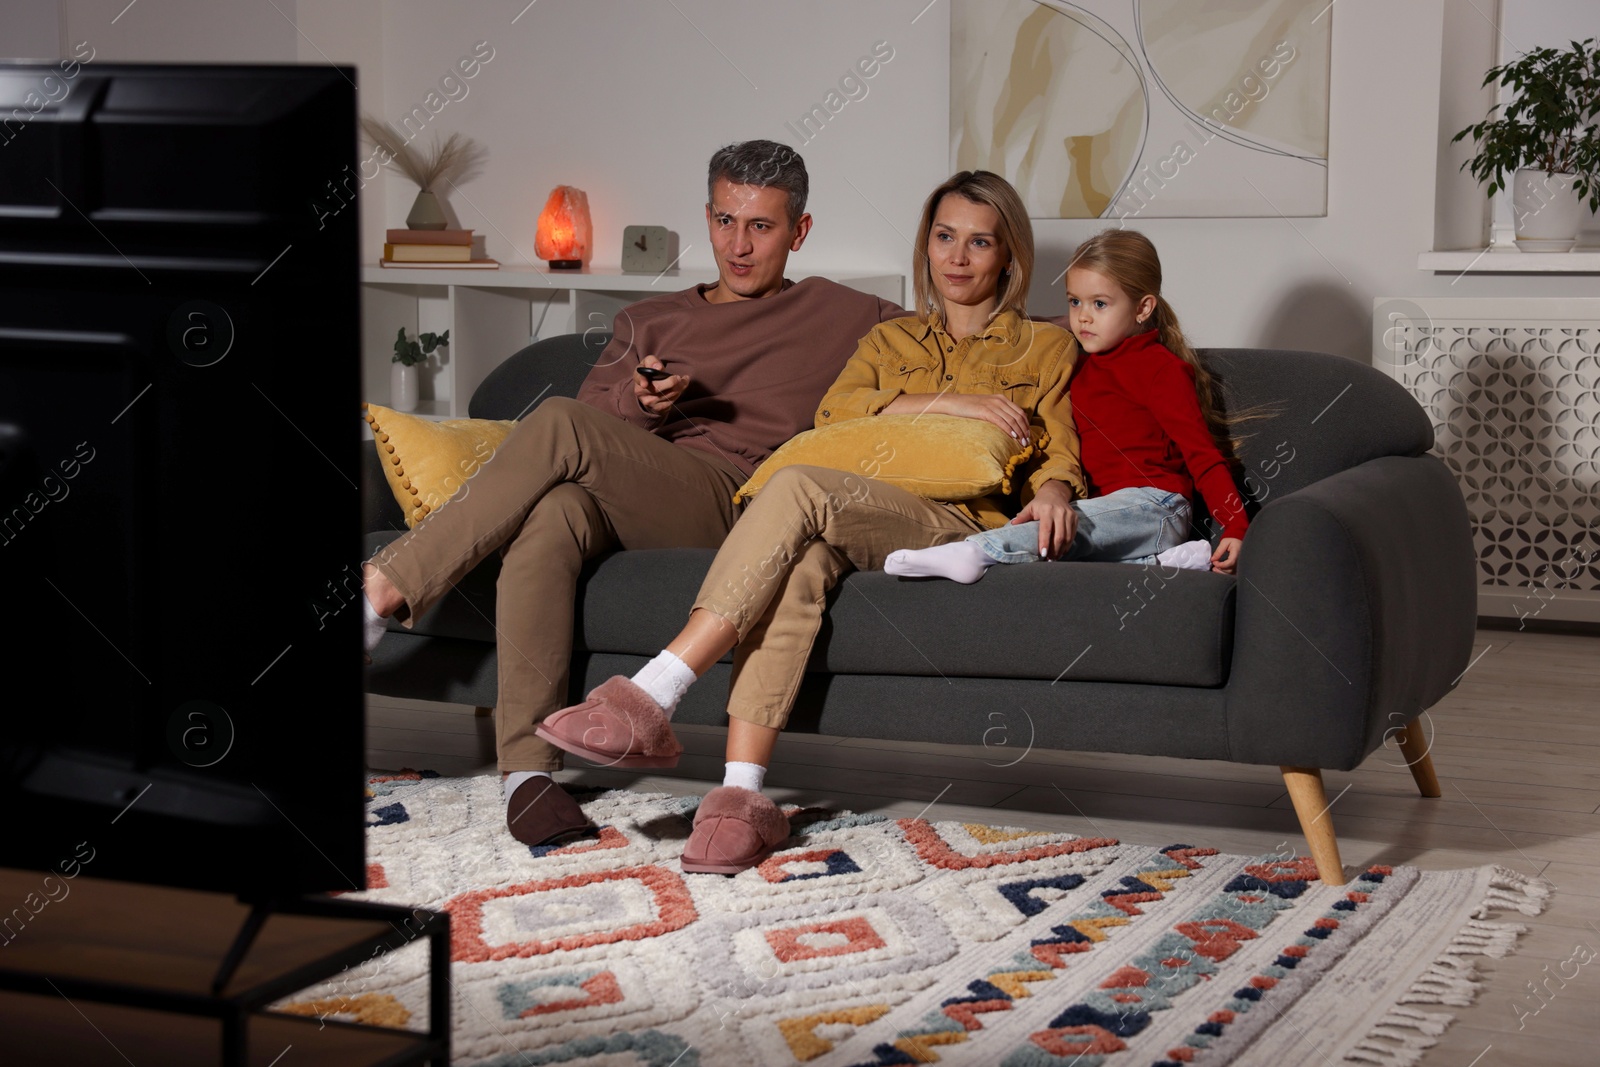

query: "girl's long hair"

left=911, top=170, right=1033, bottom=323
left=1067, top=228, right=1261, bottom=459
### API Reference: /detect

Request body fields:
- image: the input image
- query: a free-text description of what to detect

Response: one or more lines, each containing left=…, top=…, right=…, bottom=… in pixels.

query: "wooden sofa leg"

left=474, top=706, right=493, bottom=718
left=1280, top=766, right=1347, bottom=886
left=1394, top=725, right=1441, bottom=797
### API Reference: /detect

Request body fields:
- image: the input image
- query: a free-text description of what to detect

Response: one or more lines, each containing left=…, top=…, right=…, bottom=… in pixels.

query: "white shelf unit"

left=1417, top=249, right=1600, bottom=273
left=361, top=266, right=905, bottom=419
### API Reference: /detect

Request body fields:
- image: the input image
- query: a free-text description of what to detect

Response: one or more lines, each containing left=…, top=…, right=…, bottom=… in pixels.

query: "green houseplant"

left=390, top=328, right=449, bottom=413
left=1452, top=38, right=1600, bottom=251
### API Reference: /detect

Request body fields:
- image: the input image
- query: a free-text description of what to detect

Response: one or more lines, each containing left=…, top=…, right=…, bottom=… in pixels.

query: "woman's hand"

left=634, top=355, right=689, bottom=416
left=935, top=392, right=1031, bottom=442
left=1011, top=480, right=1078, bottom=559
left=1211, top=537, right=1243, bottom=575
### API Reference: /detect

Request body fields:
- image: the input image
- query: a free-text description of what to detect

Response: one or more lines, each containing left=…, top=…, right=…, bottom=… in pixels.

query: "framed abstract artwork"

left=952, top=0, right=1332, bottom=219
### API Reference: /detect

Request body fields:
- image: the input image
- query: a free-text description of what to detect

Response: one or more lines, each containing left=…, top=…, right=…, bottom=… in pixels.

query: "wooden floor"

left=368, top=629, right=1600, bottom=1067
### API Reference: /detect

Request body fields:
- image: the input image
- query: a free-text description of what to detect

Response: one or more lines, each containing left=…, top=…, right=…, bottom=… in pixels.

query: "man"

left=362, top=140, right=900, bottom=846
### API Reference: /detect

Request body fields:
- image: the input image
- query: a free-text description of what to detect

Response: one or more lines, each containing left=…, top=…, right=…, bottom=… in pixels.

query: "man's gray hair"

left=706, top=140, right=809, bottom=223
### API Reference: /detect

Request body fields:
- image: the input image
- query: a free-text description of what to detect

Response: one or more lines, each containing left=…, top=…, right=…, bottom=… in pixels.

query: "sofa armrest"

left=362, top=440, right=407, bottom=534
left=1222, top=454, right=1476, bottom=770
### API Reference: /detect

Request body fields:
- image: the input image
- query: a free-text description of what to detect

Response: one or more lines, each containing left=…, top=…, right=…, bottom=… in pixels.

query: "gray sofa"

left=364, top=332, right=1476, bottom=884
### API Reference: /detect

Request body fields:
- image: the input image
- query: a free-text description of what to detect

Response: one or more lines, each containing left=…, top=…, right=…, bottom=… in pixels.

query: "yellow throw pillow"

left=734, top=414, right=1046, bottom=505
left=364, top=403, right=516, bottom=527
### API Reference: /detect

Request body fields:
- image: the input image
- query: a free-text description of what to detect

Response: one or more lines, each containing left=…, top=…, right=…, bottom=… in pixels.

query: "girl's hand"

left=936, top=392, right=1031, bottom=442
left=1011, top=480, right=1078, bottom=559
left=1212, top=537, right=1243, bottom=574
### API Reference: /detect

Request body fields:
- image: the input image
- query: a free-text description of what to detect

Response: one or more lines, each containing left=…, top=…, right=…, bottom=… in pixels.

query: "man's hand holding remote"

left=635, top=355, right=689, bottom=415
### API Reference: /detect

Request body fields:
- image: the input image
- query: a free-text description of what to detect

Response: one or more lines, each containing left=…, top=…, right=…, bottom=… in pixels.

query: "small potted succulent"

left=391, top=328, right=449, bottom=413
left=1453, top=38, right=1600, bottom=251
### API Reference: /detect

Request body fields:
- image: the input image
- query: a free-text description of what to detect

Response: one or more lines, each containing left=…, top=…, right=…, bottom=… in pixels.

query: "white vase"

left=1512, top=168, right=1584, bottom=252
left=391, top=362, right=419, bottom=412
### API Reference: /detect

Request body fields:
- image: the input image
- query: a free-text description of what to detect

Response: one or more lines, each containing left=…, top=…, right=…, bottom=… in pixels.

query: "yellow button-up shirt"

left=815, top=309, right=1084, bottom=528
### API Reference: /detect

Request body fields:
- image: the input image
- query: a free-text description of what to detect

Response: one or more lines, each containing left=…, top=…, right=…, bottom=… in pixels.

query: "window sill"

left=1417, top=249, right=1600, bottom=274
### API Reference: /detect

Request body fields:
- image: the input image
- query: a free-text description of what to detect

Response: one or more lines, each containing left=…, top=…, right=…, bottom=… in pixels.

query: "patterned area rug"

left=278, top=774, right=1552, bottom=1066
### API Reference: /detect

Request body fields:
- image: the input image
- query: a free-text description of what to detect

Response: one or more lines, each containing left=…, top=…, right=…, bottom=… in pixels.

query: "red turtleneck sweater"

left=1066, top=328, right=1248, bottom=539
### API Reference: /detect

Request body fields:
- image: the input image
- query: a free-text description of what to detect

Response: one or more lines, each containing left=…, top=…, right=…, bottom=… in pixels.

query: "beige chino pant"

left=693, top=465, right=982, bottom=730
left=369, top=397, right=744, bottom=771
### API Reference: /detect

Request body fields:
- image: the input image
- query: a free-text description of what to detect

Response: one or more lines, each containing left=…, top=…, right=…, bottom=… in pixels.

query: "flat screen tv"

left=0, top=62, right=364, bottom=895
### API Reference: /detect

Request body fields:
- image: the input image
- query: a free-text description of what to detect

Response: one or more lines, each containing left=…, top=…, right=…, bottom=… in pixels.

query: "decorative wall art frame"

left=952, top=0, right=1332, bottom=219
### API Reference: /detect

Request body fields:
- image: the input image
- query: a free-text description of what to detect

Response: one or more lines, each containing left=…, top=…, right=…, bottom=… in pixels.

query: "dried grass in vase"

left=362, top=115, right=488, bottom=230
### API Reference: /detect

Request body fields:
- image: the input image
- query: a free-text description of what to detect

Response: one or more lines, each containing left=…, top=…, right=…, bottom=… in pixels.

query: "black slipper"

left=505, top=776, right=595, bottom=847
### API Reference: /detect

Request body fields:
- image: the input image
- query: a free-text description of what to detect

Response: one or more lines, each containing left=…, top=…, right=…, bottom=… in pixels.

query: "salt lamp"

left=535, top=186, right=591, bottom=269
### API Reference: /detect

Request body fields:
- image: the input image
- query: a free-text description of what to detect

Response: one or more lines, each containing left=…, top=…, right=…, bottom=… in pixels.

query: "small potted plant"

left=391, top=328, right=449, bottom=413
left=361, top=116, right=487, bottom=230
left=1453, top=38, right=1600, bottom=251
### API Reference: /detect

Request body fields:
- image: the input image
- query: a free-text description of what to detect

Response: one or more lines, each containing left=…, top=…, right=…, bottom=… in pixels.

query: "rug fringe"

left=1343, top=1007, right=1454, bottom=1066
left=1342, top=866, right=1552, bottom=1065
left=1440, top=919, right=1529, bottom=961
left=1398, top=952, right=1490, bottom=1007
left=1471, top=864, right=1553, bottom=918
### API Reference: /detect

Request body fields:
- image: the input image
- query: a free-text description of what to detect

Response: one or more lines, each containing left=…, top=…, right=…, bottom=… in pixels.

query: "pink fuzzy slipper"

left=681, top=786, right=790, bottom=875
left=534, top=676, right=684, bottom=768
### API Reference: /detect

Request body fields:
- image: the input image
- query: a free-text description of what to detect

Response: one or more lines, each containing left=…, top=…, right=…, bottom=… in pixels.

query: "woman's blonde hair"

left=912, top=171, right=1033, bottom=323
left=1067, top=228, right=1260, bottom=458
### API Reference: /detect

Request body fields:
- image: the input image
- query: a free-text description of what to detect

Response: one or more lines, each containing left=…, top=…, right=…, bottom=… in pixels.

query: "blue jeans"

left=968, top=486, right=1193, bottom=565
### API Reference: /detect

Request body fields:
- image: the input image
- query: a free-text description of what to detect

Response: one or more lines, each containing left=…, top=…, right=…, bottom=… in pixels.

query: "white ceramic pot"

left=1512, top=168, right=1584, bottom=252
left=391, top=362, right=419, bottom=412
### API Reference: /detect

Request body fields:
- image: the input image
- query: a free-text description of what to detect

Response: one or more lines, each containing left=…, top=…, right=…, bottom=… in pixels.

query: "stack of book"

left=379, top=229, right=499, bottom=269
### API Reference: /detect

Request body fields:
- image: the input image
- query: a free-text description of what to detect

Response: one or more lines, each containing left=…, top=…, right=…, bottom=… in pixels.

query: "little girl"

left=885, top=228, right=1246, bottom=581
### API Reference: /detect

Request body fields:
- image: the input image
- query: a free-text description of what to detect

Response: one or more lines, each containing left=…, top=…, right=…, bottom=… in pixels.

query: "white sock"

left=362, top=594, right=388, bottom=652
left=884, top=541, right=997, bottom=584
left=1157, top=539, right=1213, bottom=571
left=630, top=650, right=696, bottom=718
left=722, top=761, right=766, bottom=794
left=504, top=769, right=552, bottom=800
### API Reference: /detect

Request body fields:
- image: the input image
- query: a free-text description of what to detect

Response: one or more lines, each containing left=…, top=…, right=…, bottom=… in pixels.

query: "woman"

left=538, top=171, right=1085, bottom=873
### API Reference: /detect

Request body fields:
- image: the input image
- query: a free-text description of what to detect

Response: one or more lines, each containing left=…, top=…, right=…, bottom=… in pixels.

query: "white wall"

left=1499, top=0, right=1597, bottom=57
left=13, top=0, right=1596, bottom=362
left=1434, top=0, right=1499, bottom=252
left=369, top=0, right=945, bottom=279
left=0, top=3, right=62, bottom=57
left=286, top=0, right=1600, bottom=363
left=56, top=0, right=299, bottom=63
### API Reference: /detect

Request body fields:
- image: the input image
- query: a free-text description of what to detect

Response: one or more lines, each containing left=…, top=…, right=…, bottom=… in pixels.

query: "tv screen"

left=0, top=63, right=364, bottom=895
